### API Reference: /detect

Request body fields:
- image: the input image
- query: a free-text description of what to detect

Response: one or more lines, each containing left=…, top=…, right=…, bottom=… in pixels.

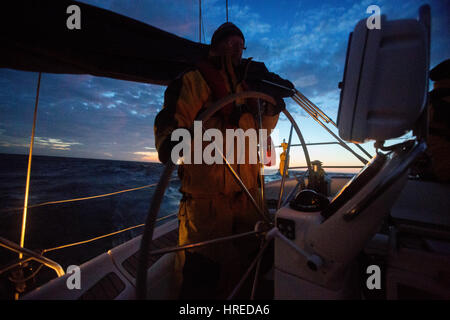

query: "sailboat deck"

left=77, top=227, right=180, bottom=300
left=122, top=228, right=179, bottom=279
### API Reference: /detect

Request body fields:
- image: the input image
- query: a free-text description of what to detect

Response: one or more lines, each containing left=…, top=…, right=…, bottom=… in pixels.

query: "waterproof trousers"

left=177, top=188, right=264, bottom=299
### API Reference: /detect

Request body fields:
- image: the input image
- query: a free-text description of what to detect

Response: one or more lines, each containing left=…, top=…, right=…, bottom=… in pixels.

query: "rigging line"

left=199, top=0, right=206, bottom=43
left=294, top=91, right=335, bottom=125
left=201, top=10, right=206, bottom=43
left=199, top=0, right=202, bottom=43
left=148, top=230, right=264, bottom=256
left=294, top=94, right=322, bottom=120
left=226, top=0, right=228, bottom=22
left=41, top=212, right=178, bottom=254
left=275, top=142, right=340, bottom=147
left=19, top=72, right=41, bottom=259
left=1, top=179, right=178, bottom=213
left=260, top=80, right=364, bottom=162
left=294, top=91, right=372, bottom=159
left=292, top=95, right=368, bottom=164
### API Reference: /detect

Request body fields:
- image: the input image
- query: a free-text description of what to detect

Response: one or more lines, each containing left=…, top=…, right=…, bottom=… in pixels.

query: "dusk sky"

left=1, top=0, right=449, bottom=171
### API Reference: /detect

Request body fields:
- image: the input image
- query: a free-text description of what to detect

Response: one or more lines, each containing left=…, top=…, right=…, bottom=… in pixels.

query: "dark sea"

left=0, top=153, right=352, bottom=267
left=0, top=153, right=182, bottom=272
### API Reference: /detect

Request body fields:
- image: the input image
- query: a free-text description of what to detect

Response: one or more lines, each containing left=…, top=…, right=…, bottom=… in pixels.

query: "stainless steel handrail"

left=292, top=95, right=369, bottom=165
left=0, top=236, right=65, bottom=277
left=294, top=88, right=372, bottom=159
left=282, top=109, right=312, bottom=172
left=260, top=80, right=372, bottom=163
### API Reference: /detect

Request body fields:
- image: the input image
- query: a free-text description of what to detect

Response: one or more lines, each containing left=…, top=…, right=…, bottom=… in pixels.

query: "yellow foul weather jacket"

left=154, top=55, right=280, bottom=263
left=154, top=55, right=279, bottom=196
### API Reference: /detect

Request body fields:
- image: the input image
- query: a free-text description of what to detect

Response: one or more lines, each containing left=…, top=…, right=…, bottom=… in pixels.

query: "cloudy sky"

left=0, top=0, right=448, bottom=170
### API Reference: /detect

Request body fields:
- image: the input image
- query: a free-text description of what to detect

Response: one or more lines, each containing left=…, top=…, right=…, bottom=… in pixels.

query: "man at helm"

left=154, top=22, right=290, bottom=298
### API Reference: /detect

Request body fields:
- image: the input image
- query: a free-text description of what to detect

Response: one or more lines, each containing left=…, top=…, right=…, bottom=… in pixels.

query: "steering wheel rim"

left=136, top=91, right=277, bottom=300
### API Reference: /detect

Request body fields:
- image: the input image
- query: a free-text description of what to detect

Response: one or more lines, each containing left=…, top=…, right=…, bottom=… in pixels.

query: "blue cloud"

left=1, top=0, right=448, bottom=161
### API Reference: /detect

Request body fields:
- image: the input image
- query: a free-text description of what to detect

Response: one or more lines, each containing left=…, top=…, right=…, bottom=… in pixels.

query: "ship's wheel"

left=136, top=91, right=311, bottom=299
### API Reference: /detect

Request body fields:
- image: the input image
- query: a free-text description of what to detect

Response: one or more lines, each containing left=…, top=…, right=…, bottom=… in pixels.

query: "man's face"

left=218, top=35, right=245, bottom=65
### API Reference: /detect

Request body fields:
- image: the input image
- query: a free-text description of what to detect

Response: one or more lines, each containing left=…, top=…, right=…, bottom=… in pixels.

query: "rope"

left=1, top=179, right=178, bottom=214
left=26, top=183, right=158, bottom=208
left=41, top=212, right=178, bottom=254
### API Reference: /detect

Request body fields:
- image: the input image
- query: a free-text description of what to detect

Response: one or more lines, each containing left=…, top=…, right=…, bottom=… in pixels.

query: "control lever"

left=265, top=227, right=323, bottom=271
